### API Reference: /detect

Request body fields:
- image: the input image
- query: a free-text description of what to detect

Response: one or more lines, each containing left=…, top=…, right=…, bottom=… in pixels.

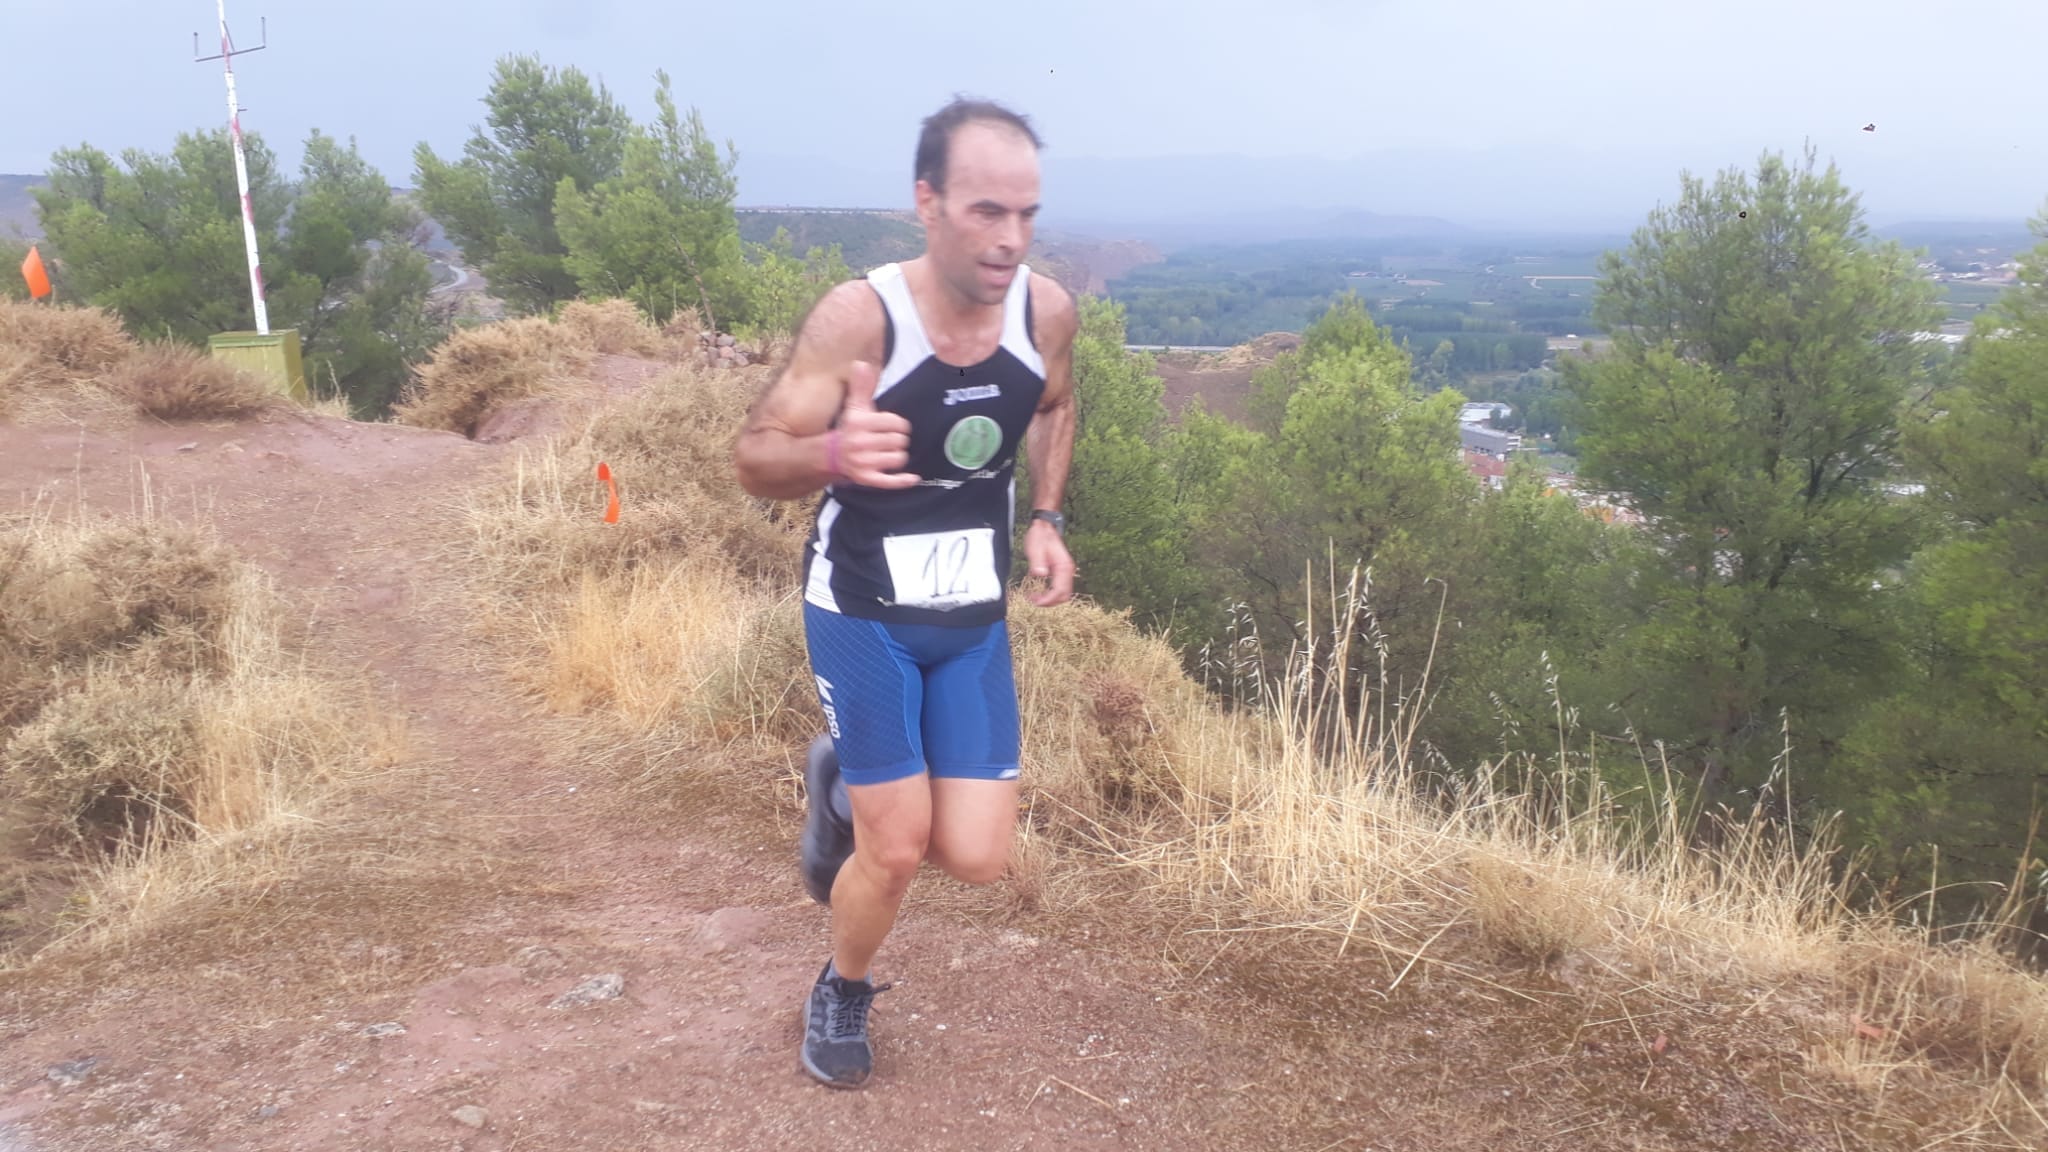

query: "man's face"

left=916, top=121, right=1041, bottom=307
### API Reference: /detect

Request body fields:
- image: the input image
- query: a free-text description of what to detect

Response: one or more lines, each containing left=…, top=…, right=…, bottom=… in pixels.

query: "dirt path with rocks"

left=0, top=410, right=1366, bottom=1152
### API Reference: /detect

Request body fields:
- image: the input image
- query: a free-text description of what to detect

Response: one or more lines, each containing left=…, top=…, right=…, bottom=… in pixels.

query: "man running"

left=731, top=96, right=1078, bottom=1090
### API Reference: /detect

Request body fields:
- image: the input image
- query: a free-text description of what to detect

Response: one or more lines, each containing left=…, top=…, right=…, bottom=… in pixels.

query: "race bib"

left=882, top=527, right=1001, bottom=610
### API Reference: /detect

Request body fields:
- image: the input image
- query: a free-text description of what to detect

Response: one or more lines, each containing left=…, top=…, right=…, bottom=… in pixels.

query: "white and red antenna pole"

left=195, top=2, right=270, bottom=334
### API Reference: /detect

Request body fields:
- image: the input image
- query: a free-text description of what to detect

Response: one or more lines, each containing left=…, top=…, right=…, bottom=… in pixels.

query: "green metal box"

left=206, top=329, right=308, bottom=405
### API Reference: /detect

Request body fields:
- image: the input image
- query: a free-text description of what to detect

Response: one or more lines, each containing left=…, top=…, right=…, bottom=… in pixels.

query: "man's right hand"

left=829, top=360, right=921, bottom=490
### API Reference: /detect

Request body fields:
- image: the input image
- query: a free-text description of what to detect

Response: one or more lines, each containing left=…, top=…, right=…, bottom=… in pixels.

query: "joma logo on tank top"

left=944, top=383, right=1001, bottom=405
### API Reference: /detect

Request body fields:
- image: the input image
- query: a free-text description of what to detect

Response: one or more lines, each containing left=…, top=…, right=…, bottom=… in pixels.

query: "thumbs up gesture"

left=829, top=360, right=920, bottom=490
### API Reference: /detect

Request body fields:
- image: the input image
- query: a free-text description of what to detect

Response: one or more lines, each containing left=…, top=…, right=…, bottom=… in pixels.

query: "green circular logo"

left=944, top=415, right=1003, bottom=471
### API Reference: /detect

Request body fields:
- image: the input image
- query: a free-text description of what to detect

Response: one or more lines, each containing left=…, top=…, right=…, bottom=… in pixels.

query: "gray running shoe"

left=800, top=960, right=890, bottom=1089
left=800, top=734, right=854, bottom=905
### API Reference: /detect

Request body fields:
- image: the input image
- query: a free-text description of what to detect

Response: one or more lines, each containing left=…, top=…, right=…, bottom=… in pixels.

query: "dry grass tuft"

left=102, top=342, right=279, bottom=421
left=0, top=298, right=137, bottom=385
left=0, top=299, right=138, bottom=418
left=661, top=308, right=706, bottom=349
left=463, top=360, right=801, bottom=596
left=558, top=298, right=670, bottom=359
left=4, top=676, right=201, bottom=852
left=1467, top=849, right=1604, bottom=964
left=538, top=565, right=814, bottom=750
left=65, top=516, right=238, bottom=653
left=306, top=366, right=357, bottom=420
left=393, top=316, right=594, bottom=436
left=0, top=515, right=236, bottom=727
left=0, top=508, right=399, bottom=959
left=1839, top=932, right=2048, bottom=1093
left=0, top=342, right=35, bottom=408
left=1007, top=597, right=1225, bottom=820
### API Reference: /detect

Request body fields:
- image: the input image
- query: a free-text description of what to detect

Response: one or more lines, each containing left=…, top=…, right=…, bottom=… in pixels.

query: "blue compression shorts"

left=802, top=600, right=1022, bottom=787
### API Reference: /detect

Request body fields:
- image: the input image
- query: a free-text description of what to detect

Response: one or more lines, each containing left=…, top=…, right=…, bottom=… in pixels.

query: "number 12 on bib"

left=881, top=528, right=1001, bottom=610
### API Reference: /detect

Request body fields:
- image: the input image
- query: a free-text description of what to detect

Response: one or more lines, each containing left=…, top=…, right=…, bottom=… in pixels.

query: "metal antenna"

left=194, top=2, right=271, bottom=334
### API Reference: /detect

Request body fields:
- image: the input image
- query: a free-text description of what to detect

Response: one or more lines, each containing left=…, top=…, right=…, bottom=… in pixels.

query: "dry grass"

left=458, top=356, right=813, bottom=776
left=0, top=505, right=400, bottom=960
left=5, top=677, right=204, bottom=852
left=306, top=364, right=357, bottom=420
left=539, top=564, right=813, bottom=749
left=661, top=307, right=706, bottom=349
left=392, top=315, right=595, bottom=436
left=102, top=342, right=279, bottom=421
left=452, top=352, right=2048, bottom=1145
left=0, top=512, right=236, bottom=727
left=461, top=358, right=803, bottom=598
left=0, top=300, right=291, bottom=426
left=558, top=298, right=671, bottom=359
left=1075, top=569, right=2048, bottom=1143
left=393, top=301, right=704, bottom=438
left=1466, top=849, right=1606, bottom=963
left=0, top=298, right=137, bottom=419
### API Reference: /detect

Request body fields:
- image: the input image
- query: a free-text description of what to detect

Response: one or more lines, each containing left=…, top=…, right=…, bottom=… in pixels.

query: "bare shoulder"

left=794, top=277, right=888, bottom=366
left=743, top=278, right=885, bottom=435
left=1029, top=271, right=1080, bottom=351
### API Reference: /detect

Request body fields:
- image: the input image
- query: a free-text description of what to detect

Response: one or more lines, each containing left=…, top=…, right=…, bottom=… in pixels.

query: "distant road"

left=428, top=258, right=471, bottom=295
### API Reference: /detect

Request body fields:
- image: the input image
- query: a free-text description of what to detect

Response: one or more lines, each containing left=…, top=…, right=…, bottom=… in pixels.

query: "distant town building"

left=1464, top=451, right=1508, bottom=489
left=1459, top=402, right=1513, bottom=425
left=1460, top=423, right=1522, bottom=457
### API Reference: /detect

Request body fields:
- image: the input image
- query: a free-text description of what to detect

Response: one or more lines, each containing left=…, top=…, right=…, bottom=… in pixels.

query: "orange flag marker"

left=21, top=245, right=52, bottom=300
left=596, top=461, right=620, bottom=523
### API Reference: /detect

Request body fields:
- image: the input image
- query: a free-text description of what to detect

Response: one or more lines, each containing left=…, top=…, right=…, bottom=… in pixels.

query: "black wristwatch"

left=1029, top=509, right=1066, bottom=537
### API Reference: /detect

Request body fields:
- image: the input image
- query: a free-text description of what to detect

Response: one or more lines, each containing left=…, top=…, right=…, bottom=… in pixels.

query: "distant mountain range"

left=734, top=148, right=2044, bottom=247
left=5, top=154, right=2032, bottom=257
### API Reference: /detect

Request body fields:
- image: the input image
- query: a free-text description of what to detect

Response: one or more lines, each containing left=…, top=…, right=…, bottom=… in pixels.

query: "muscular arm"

left=733, top=282, right=889, bottom=500
left=1025, top=275, right=1080, bottom=515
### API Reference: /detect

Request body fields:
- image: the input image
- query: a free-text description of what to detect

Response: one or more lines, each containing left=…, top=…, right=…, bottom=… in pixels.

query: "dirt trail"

left=0, top=411, right=1343, bottom=1152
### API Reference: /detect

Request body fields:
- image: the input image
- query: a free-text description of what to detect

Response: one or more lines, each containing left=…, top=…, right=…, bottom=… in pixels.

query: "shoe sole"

left=801, top=735, right=853, bottom=906
left=799, top=1045, right=870, bottom=1089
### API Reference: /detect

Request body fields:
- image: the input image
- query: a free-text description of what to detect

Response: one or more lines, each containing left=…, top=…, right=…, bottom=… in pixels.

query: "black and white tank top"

left=802, top=261, right=1046, bottom=626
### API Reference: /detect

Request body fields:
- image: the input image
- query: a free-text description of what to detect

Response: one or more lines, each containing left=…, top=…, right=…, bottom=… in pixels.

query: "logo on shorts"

left=998, top=768, right=1020, bottom=780
left=944, top=415, right=1002, bottom=471
left=815, top=675, right=841, bottom=739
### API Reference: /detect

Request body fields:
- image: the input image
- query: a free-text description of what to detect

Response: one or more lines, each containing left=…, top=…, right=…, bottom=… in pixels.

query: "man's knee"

left=931, top=839, right=1010, bottom=886
left=858, top=825, right=930, bottom=891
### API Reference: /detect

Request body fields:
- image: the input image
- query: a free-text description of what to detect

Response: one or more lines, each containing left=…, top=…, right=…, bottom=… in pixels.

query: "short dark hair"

left=915, top=96, right=1042, bottom=194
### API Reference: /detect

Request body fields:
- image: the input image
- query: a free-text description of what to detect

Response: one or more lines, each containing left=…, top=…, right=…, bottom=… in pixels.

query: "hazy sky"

left=5, top=0, right=2045, bottom=231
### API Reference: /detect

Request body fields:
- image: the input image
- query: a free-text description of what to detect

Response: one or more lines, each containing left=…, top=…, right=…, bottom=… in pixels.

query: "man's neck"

left=904, top=256, right=1004, bottom=337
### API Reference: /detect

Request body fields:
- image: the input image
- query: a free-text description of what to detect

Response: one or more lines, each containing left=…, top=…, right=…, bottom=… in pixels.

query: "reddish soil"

left=1150, top=335, right=1298, bottom=422
left=1033, top=240, right=1165, bottom=297
left=1153, top=357, right=1259, bottom=422
left=472, top=354, right=673, bottom=444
